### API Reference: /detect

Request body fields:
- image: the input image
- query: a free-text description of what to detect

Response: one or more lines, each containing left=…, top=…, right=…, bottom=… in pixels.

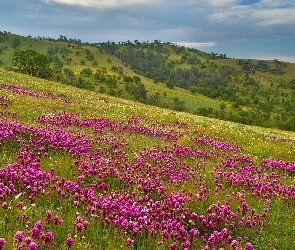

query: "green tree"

left=137, top=82, right=147, bottom=102
left=12, top=50, right=52, bottom=79
left=173, top=97, right=185, bottom=111
left=132, top=76, right=141, bottom=83
left=80, top=68, right=93, bottom=77
left=94, top=70, right=106, bottom=82
left=12, top=38, right=21, bottom=49
left=106, top=76, right=118, bottom=88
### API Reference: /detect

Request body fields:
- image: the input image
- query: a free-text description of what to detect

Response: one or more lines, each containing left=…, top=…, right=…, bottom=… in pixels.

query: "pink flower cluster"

left=1, top=104, right=289, bottom=249
left=193, top=137, right=242, bottom=153
left=214, top=155, right=295, bottom=200
left=1, top=83, right=72, bottom=103
left=12, top=220, right=53, bottom=249
left=36, top=111, right=178, bottom=141
left=261, top=158, right=295, bottom=173
left=0, top=95, right=10, bottom=108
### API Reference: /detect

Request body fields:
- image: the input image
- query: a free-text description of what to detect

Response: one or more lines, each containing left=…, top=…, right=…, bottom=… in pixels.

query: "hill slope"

left=1, top=31, right=295, bottom=132
left=0, top=69, right=295, bottom=249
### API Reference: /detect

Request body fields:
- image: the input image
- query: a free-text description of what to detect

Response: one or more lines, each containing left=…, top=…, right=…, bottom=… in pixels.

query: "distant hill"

left=1, top=31, right=295, bottom=131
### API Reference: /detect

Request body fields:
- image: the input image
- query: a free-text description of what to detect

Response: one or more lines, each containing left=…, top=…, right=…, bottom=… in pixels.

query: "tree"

left=133, top=76, right=141, bottom=83
left=80, top=68, right=93, bottom=77
left=12, top=38, right=21, bottom=49
left=106, top=76, right=118, bottom=88
left=12, top=50, right=52, bottom=79
left=137, top=82, right=147, bottom=102
left=94, top=70, right=106, bottom=82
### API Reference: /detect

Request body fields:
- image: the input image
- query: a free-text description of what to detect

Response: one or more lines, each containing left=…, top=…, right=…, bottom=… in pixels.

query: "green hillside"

left=1, top=68, right=295, bottom=249
left=1, top=31, right=295, bottom=133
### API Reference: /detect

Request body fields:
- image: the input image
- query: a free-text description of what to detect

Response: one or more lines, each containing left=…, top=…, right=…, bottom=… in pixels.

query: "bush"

left=11, top=50, right=52, bottom=79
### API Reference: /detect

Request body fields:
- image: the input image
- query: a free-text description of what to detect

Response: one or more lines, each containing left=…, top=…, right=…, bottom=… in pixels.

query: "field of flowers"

left=0, top=69, right=295, bottom=249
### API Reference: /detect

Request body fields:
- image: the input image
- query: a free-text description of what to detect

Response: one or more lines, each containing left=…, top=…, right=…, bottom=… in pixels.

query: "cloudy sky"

left=1, top=0, right=295, bottom=62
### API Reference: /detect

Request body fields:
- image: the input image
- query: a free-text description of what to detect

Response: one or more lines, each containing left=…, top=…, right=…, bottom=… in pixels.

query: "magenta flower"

left=126, top=238, right=133, bottom=247
left=30, top=227, right=41, bottom=239
left=76, top=222, right=83, bottom=233
left=14, top=231, right=24, bottom=243
left=25, top=237, right=33, bottom=245
left=28, top=241, right=38, bottom=250
left=17, top=202, right=23, bottom=209
left=34, top=220, right=42, bottom=230
left=0, top=238, right=6, bottom=249
left=65, top=237, right=74, bottom=248
left=182, top=241, right=190, bottom=248
left=1, top=202, right=8, bottom=209
left=44, top=231, right=53, bottom=244
left=54, top=215, right=60, bottom=225
left=45, top=210, right=52, bottom=222
left=244, top=243, right=253, bottom=250
left=170, top=242, right=177, bottom=250
left=83, top=220, right=89, bottom=229
left=189, top=228, right=200, bottom=239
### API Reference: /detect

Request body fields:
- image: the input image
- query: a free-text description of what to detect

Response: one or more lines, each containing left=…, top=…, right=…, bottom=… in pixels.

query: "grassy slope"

left=2, top=33, right=295, bottom=129
left=0, top=33, right=254, bottom=119
left=1, top=69, right=295, bottom=249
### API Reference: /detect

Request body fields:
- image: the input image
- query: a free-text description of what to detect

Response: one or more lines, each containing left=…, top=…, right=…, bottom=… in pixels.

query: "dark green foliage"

left=92, top=61, right=98, bottom=66
left=11, top=38, right=20, bottom=49
left=85, top=49, right=95, bottom=61
left=52, top=56, right=64, bottom=73
left=133, top=76, right=141, bottom=83
left=148, top=92, right=161, bottom=105
left=106, top=76, right=117, bottom=88
left=196, top=107, right=213, bottom=116
left=94, top=70, right=106, bottom=82
left=240, top=60, right=285, bottom=75
left=137, top=82, right=147, bottom=102
left=63, top=68, right=76, bottom=85
left=12, top=49, right=52, bottom=79
left=125, top=82, right=137, bottom=96
left=75, top=76, right=84, bottom=88
left=173, top=97, right=185, bottom=111
left=123, top=75, right=133, bottom=83
left=80, top=68, right=93, bottom=77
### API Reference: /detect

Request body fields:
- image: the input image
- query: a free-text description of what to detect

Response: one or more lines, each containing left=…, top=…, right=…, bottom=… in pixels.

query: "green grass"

left=1, top=69, right=295, bottom=249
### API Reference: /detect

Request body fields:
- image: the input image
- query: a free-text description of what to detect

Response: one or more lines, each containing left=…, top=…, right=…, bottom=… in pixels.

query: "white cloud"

left=207, top=0, right=295, bottom=26
left=42, top=0, right=163, bottom=8
left=177, top=42, right=216, bottom=48
left=259, top=56, right=295, bottom=64
left=253, top=8, right=295, bottom=25
left=257, top=0, right=294, bottom=8
left=206, top=0, right=239, bottom=7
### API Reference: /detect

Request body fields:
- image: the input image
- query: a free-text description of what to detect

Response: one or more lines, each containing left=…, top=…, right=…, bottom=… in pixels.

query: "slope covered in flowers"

left=0, top=69, right=295, bottom=249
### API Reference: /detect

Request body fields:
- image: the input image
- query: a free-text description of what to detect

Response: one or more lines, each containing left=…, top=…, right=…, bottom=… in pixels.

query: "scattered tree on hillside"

left=11, top=49, right=52, bottom=79
left=106, top=76, right=118, bottom=88
left=137, top=82, right=147, bottom=102
left=80, top=68, right=93, bottom=77
left=12, top=38, right=20, bottom=49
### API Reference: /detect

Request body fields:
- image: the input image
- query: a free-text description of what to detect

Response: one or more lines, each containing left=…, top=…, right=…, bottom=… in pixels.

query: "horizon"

left=1, top=0, right=295, bottom=63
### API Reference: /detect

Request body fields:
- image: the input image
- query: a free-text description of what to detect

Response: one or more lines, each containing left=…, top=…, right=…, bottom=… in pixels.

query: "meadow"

left=2, top=32, right=295, bottom=132
left=0, top=69, right=295, bottom=249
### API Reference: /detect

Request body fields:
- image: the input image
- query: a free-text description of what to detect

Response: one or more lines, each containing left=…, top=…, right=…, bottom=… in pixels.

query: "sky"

left=1, top=0, right=295, bottom=63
